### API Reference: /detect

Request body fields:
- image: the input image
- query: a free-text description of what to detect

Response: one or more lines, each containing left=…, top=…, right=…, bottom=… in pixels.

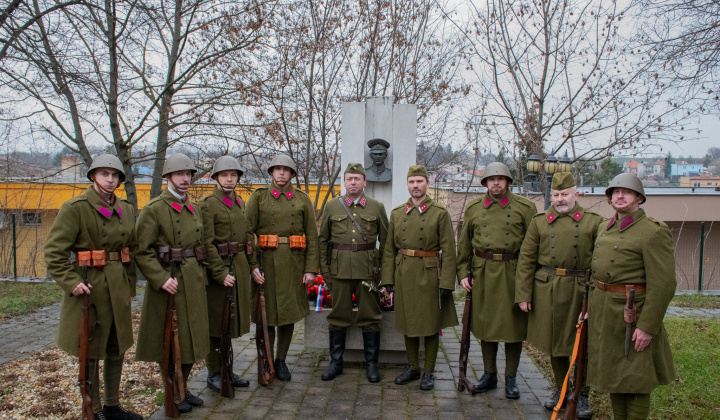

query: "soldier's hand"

left=519, top=302, right=532, bottom=312
left=72, top=282, right=92, bottom=296
left=251, top=268, right=265, bottom=284
left=460, top=277, right=473, bottom=292
left=223, top=274, right=235, bottom=287
left=439, top=289, right=452, bottom=299
left=633, top=328, right=652, bottom=352
left=162, top=277, right=178, bottom=294
left=303, top=272, right=316, bottom=285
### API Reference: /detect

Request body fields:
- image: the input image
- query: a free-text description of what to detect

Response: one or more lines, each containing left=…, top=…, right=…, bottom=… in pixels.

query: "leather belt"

left=399, top=249, right=438, bottom=258
left=594, top=280, right=646, bottom=293
left=333, top=242, right=376, bottom=251
left=474, top=249, right=519, bottom=261
left=541, top=266, right=588, bottom=278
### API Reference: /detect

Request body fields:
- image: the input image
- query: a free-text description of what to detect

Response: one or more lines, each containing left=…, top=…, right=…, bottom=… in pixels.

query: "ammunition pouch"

left=78, top=249, right=128, bottom=268
left=157, top=245, right=207, bottom=265
left=259, top=235, right=306, bottom=250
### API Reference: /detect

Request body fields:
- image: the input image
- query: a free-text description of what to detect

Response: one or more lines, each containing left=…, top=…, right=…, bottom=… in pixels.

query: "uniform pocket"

left=423, top=256, right=438, bottom=268
left=534, top=270, right=550, bottom=283
left=330, top=215, right=348, bottom=235
left=360, top=214, right=377, bottom=234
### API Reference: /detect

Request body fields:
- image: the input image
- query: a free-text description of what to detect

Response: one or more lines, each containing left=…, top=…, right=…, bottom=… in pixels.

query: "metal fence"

left=0, top=211, right=54, bottom=278
left=668, top=221, right=719, bottom=291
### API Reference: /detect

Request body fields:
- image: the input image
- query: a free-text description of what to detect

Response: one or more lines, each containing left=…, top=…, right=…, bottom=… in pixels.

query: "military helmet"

left=87, top=154, right=126, bottom=183
left=212, top=156, right=244, bottom=178
left=162, top=154, right=197, bottom=177
left=267, top=154, right=297, bottom=176
left=605, top=173, right=646, bottom=204
left=481, top=162, right=513, bottom=186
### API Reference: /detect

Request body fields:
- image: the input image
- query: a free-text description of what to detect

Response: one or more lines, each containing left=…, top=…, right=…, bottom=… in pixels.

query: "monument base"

left=304, top=309, right=424, bottom=364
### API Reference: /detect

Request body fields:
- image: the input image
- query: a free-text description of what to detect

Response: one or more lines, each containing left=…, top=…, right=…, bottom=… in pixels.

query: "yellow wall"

left=680, top=177, right=720, bottom=187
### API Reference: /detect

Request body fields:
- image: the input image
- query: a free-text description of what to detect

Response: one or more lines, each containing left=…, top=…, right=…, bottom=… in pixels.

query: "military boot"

left=362, top=331, right=381, bottom=383
left=505, top=375, right=520, bottom=399
left=544, top=390, right=562, bottom=409
left=576, top=393, right=593, bottom=419
left=274, top=358, right=291, bottom=382
left=321, top=330, right=346, bottom=381
left=206, top=372, right=222, bottom=393
left=474, top=371, right=498, bottom=393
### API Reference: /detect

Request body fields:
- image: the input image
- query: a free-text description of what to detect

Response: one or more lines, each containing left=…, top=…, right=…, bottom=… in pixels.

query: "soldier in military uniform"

left=135, top=154, right=209, bottom=413
left=318, top=163, right=388, bottom=383
left=457, top=162, right=536, bottom=399
left=382, top=165, right=458, bottom=391
left=198, top=156, right=253, bottom=392
left=246, top=154, right=319, bottom=381
left=516, top=172, right=603, bottom=417
left=588, top=173, right=675, bottom=420
left=45, top=154, right=141, bottom=420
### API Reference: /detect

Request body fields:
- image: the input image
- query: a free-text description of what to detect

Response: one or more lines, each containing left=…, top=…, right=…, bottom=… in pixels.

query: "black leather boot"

left=206, top=372, right=222, bottom=393
left=505, top=375, right=520, bottom=399
left=321, top=330, right=346, bottom=381
left=362, top=331, right=381, bottom=383
left=474, top=371, right=498, bottom=393
left=576, top=393, right=593, bottom=419
left=274, top=358, right=291, bottom=381
left=419, top=372, right=435, bottom=390
left=231, top=373, right=249, bottom=387
left=394, top=367, right=421, bottom=385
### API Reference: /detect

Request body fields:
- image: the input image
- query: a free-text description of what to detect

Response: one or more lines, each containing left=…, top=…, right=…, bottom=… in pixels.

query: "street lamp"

left=527, top=150, right=572, bottom=210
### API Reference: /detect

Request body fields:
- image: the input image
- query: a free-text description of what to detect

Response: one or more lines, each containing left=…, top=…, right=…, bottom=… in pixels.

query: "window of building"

left=21, top=212, right=41, bottom=226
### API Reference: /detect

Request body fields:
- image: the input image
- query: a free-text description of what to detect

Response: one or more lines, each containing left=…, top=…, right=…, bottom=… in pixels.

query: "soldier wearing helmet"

left=588, top=173, right=675, bottom=420
left=135, top=153, right=209, bottom=413
left=245, top=154, right=319, bottom=381
left=456, top=162, right=537, bottom=399
left=45, top=154, right=142, bottom=419
left=197, top=156, right=253, bottom=392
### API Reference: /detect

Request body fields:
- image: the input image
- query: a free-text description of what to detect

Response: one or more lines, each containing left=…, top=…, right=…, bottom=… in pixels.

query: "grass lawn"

left=670, top=294, right=720, bottom=309
left=0, top=281, right=63, bottom=322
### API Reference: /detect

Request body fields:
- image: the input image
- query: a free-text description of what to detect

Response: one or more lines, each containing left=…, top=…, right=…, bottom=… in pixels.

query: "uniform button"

left=573, top=245, right=577, bottom=248
left=482, top=214, right=486, bottom=218
left=594, top=256, right=597, bottom=260
left=194, top=218, right=197, bottom=221
left=552, top=255, right=556, bottom=259
left=271, top=203, right=274, bottom=206
left=620, top=235, right=624, bottom=239
left=177, top=220, right=180, bottom=223
left=196, top=229, right=199, bottom=232
left=353, top=213, right=357, bottom=216
left=507, top=214, right=510, bottom=217
left=614, top=246, right=618, bottom=249
left=483, top=225, right=486, bottom=228
left=103, top=222, right=106, bottom=226
left=506, top=222, right=509, bottom=225
left=272, top=223, right=275, bottom=226
left=178, top=242, right=182, bottom=245
left=575, top=234, right=578, bottom=238
left=404, top=219, right=407, bottom=222
left=551, top=245, right=555, bottom=248
left=291, top=213, right=295, bottom=216
left=119, top=220, right=123, bottom=224
left=352, top=230, right=356, bottom=233
left=121, top=233, right=125, bottom=236
left=419, top=238, right=422, bottom=240
left=103, top=234, right=107, bottom=237
left=610, top=259, right=614, bottom=262
left=292, top=204, right=295, bottom=207
left=271, top=213, right=274, bottom=216
left=551, top=235, right=554, bottom=238
left=403, top=228, right=406, bottom=231
left=484, top=234, right=488, bottom=237
left=602, top=233, right=606, bottom=237
left=420, top=228, right=424, bottom=230
left=352, top=239, right=356, bottom=242
left=506, top=232, right=509, bottom=235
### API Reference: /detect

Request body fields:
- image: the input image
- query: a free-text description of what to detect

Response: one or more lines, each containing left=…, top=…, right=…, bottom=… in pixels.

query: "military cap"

left=267, top=154, right=297, bottom=176
left=407, top=165, right=428, bottom=179
left=481, top=162, right=513, bottom=186
left=606, top=173, right=646, bottom=204
left=162, top=153, right=197, bottom=176
left=368, top=138, right=390, bottom=152
left=87, top=154, right=126, bottom=183
left=551, top=172, right=575, bottom=190
left=212, top=155, right=244, bottom=178
left=344, top=163, right=365, bottom=176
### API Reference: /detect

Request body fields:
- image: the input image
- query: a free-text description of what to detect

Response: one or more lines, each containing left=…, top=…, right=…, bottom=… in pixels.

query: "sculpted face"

left=216, top=170, right=239, bottom=192
left=91, top=168, right=121, bottom=193
left=344, top=173, right=366, bottom=197
left=271, top=165, right=293, bottom=187
left=407, top=175, right=429, bottom=200
left=551, top=187, right=579, bottom=214
left=610, top=187, right=643, bottom=214
left=370, top=150, right=387, bottom=166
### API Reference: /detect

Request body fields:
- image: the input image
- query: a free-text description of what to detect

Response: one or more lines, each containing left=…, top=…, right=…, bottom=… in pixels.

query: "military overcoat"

left=135, top=189, right=210, bottom=364
left=246, top=183, right=319, bottom=326
left=382, top=197, right=458, bottom=337
left=318, top=194, right=388, bottom=331
left=515, top=203, right=604, bottom=356
left=45, top=187, right=136, bottom=359
left=456, top=191, right=536, bottom=343
left=588, top=208, right=676, bottom=394
left=199, top=186, right=253, bottom=338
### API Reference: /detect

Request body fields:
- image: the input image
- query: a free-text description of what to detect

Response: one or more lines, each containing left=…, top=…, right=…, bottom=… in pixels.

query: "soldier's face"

left=216, top=170, right=239, bottom=191
left=91, top=168, right=121, bottom=192
left=167, top=170, right=192, bottom=194
left=551, top=187, right=578, bottom=214
left=485, top=176, right=508, bottom=196
left=407, top=176, right=429, bottom=199
left=271, top=166, right=293, bottom=187
left=610, top=187, right=643, bottom=214
left=344, top=173, right=366, bottom=196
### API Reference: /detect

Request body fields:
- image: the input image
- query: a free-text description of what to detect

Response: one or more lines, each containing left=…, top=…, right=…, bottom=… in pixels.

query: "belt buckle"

left=406, top=249, right=416, bottom=257
left=556, top=268, right=567, bottom=276
left=351, top=243, right=358, bottom=252
left=492, top=253, right=503, bottom=261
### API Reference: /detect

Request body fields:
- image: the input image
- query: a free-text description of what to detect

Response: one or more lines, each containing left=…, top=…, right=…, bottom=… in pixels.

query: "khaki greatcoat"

left=318, top=194, right=388, bottom=331
left=588, top=208, right=676, bottom=394
left=245, top=184, right=319, bottom=326
left=515, top=203, right=604, bottom=356
left=382, top=197, right=458, bottom=337
left=135, top=189, right=210, bottom=364
left=45, top=187, right=136, bottom=359
left=456, top=191, right=536, bottom=343
left=199, top=186, right=253, bottom=338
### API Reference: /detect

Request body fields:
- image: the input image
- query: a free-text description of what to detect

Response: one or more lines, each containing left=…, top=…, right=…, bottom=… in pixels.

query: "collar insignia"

left=573, top=211, right=583, bottom=221
left=620, top=215, right=635, bottom=231
left=171, top=202, right=183, bottom=212
left=98, top=206, right=112, bottom=219
left=500, top=197, right=509, bottom=207
left=546, top=213, right=555, bottom=223
left=405, top=204, right=412, bottom=214
left=483, top=197, right=491, bottom=208
left=222, top=196, right=233, bottom=208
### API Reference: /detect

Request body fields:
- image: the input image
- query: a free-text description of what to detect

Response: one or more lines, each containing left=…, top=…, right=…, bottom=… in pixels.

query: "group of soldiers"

left=45, top=152, right=675, bottom=420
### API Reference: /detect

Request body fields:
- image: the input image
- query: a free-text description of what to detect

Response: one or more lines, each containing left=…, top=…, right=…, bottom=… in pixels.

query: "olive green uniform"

left=382, top=197, right=459, bottom=336
left=319, top=194, right=388, bottom=332
left=199, top=186, right=253, bottom=373
left=135, top=189, right=210, bottom=365
left=45, top=186, right=136, bottom=412
left=588, top=209, right=675, bottom=415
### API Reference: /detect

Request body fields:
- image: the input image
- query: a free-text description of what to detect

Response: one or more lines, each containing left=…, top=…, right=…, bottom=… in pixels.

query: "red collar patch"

left=500, top=197, right=509, bottom=207
left=188, top=203, right=194, bottom=214
left=606, top=218, right=615, bottom=230
left=360, top=197, right=366, bottom=207
left=484, top=197, right=491, bottom=208
left=419, top=203, right=428, bottom=214
left=573, top=211, right=583, bottom=221
left=347, top=196, right=366, bottom=207
left=272, top=189, right=292, bottom=199
left=620, top=215, right=635, bottom=231
left=171, top=202, right=182, bottom=212
left=546, top=213, right=555, bottom=223
left=98, top=206, right=112, bottom=219
left=118, top=206, right=122, bottom=218
left=405, top=204, right=412, bottom=214
left=237, top=197, right=242, bottom=207
left=222, top=196, right=234, bottom=208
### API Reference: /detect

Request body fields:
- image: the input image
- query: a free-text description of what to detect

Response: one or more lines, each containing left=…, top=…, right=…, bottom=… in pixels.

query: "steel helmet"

left=87, top=154, right=126, bottom=183
left=481, top=162, right=513, bottom=186
left=162, top=154, right=198, bottom=177
left=605, top=173, right=646, bottom=204
left=212, top=156, right=244, bottom=178
left=267, top=154, right=297, bottom=176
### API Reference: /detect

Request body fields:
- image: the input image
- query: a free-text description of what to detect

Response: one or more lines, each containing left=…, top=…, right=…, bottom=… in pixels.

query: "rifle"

left=624, top=287, right=637, bottom=360
left=161, top=249, right=184, bottom=418
left=77, top=251, right=94, bottom=420
left=255, top=249, right=275, bottom=386
left=552, top=271, right=591, bottom=420
left=457, top=251, right=476, bottom=395
left=219, top=246, right=237, bottom=398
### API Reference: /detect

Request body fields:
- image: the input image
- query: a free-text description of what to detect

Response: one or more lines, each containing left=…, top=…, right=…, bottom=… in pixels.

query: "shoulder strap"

left=339, top=197, right=368, bottom=242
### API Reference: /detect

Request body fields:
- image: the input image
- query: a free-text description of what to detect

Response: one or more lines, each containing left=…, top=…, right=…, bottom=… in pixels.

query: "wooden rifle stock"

left=219, top=255, right=236, bottom=398
left=161, top=262, right=184, bottom=418
left=255, top=250, right=275, bottom=386
left=78, top=260, right=94, bottom=420
left=457, top=251, right=476, bottom=395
